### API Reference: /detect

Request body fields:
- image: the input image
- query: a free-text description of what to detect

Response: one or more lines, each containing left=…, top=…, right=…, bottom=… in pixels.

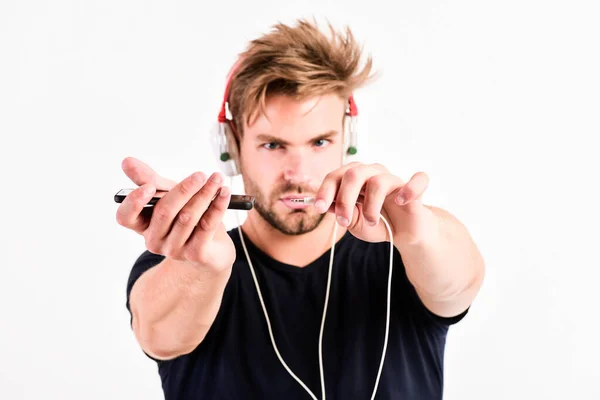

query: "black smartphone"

left=114, top=189, right=255, bottom=210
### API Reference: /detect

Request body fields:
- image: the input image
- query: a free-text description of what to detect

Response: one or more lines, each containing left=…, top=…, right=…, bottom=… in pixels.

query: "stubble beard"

left=243, top=175, right=325, bottom=236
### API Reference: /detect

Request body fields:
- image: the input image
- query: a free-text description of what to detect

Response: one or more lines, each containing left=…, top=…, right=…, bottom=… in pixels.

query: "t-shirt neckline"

left=234, top=227, right=352, bottom=274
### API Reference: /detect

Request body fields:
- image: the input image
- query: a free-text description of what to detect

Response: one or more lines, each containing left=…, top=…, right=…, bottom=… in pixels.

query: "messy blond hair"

left=227, top=18, right=374, bottom=138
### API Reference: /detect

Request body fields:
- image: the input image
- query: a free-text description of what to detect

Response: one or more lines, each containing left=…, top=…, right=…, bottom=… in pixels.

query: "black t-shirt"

left=126, top=227, right=468, bottom=400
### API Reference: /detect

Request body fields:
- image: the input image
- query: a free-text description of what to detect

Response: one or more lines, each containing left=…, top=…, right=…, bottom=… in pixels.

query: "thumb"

left=121, top=156, right=178, bottom=190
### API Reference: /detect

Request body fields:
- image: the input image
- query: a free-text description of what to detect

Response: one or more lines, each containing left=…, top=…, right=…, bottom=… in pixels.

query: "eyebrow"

left=255, top=130, right=338, bottom=146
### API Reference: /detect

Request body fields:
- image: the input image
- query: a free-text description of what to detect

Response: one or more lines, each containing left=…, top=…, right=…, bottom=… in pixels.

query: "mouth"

left=279, top=195, right=316, bottom=210
left=280, top=194, right=315, bottom=201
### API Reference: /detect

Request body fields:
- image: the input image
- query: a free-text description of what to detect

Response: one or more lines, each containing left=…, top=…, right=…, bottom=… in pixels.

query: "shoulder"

left=126, top=250, right=165, bottom=299
left=127, top=228, right=243, bottom=293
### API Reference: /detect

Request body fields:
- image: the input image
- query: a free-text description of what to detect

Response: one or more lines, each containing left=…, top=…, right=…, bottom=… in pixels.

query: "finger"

left=121, top=156, right=178, bottom=190
left=396, top=171, right=429, bottom=206
left=165, top=172, right=225, bottom=251
left=334, top=165, right=381, bottom=227
left=187, top=185, right=231, bottom=247
left=145, top=172, right=207, bottom=243
left=362, top=173, right=404, bottom=226
left=313, top=175, right=340, bottom=214
left=115, top=183, right=156, bottom=234
left=312, top=162, right=357, bottom=213
left=313, top=162, right=383, bottom=214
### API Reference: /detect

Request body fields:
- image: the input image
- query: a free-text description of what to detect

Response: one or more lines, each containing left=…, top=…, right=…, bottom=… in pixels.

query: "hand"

left=116, top=157, right=235, bottom=272
left=313, top=162, right=434, bottom=245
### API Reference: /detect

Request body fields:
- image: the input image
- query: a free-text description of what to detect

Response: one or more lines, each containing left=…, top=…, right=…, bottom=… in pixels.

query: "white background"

left=1, top=0, right=599, bottom=399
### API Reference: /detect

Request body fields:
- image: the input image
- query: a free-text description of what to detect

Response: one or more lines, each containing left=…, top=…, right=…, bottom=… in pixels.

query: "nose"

left=282, top=150, right=311, bottom=185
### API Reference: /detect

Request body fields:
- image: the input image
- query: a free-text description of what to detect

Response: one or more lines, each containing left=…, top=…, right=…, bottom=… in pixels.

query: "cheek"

left=241, top=151, right=279, bottom=190
left=313, top=147, right=343, bottom=177
left=253, top=158, right=279, bottom=184
left=311, top=166, right=329, bottom=183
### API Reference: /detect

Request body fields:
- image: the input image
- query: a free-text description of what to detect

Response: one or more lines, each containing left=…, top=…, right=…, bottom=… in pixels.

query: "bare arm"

left=129, top=257, right=232, bottom=360
left=117, top=157, right=236, bottom=360
left=395, top=205, right=485, bottom=318
left=312, top=164, right=484, bottom=320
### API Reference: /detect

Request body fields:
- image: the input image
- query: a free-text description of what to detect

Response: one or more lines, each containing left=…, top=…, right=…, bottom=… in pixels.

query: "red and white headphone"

left=211, top=59, right=360, bottom=177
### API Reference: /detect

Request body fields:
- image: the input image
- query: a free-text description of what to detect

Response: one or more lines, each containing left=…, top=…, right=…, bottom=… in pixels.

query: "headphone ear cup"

left=223, top=122, right=241, bottom=176
left=342, top=114, right=358, bottom=165
left=342, top=115, right=349, bottom=165
left=211, top=121, right=239, bottom=177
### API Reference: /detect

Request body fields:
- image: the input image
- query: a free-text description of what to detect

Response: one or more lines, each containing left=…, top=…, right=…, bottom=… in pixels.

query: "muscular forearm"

left=396, top=206, right=485, bottom=317
left=129, top=257, right=232, bottom=360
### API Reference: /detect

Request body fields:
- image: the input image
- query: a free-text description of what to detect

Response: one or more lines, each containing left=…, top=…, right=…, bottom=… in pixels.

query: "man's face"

left=238, top=93, right=346, bottom=235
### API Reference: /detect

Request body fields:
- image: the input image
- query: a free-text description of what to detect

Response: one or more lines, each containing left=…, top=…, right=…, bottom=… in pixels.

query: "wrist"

left=394, top=205, right=442, bottom=249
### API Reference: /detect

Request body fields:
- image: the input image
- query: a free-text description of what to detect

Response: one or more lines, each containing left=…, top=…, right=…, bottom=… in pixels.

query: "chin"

left=259, top=204, right=325, bottom=236
left=283, top=211, right=323, bottom=235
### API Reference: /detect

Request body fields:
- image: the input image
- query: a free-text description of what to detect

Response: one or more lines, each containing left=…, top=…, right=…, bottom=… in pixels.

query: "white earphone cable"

left=228, top=109, right=391, bottom=399
left=369, top=213, right=393, bottom=400
left=235, top=203, right=319, bottom=400
left=232, top=176, right=393, bottom=400
left=317, top=220, right=337, bottom=400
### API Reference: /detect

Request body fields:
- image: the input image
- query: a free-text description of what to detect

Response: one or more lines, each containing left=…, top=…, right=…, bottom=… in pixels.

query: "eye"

left=263, top=142, right=281, bottom=150
left=314, top=139, right=330, bottom=148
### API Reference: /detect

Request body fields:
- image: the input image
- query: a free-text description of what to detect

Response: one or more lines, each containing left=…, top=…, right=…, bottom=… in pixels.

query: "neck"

left=241, top=211, right=347, bottom=268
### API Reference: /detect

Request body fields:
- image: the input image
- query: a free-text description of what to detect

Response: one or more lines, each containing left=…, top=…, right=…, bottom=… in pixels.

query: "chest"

left=208, top=261, right=443, bottom=399
left=160, top=250, right=447, bottom=400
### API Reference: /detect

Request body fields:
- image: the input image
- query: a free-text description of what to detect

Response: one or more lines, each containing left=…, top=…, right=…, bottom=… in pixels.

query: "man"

left=117, top=18, right=485, bottom=400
